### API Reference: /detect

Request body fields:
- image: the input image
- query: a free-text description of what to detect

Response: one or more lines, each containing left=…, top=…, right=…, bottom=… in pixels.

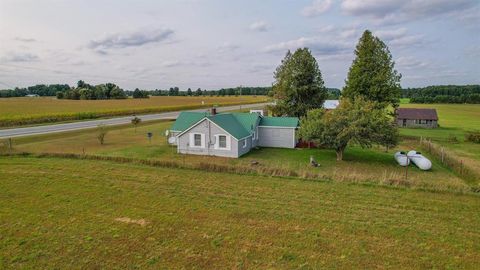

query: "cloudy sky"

left=1, top=0, right=479, bottom=90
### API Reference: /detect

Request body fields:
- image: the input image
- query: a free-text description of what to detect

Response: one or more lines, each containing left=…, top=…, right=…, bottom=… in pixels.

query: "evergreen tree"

left=271, top=48, right=327, bottom=117
left=343, top=30, right=401, bottom=108
left=187, top=88, right=192, bottom=96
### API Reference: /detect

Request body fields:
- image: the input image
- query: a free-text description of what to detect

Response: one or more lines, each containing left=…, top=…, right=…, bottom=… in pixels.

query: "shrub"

left=97, top=124, right=108, bottom=145
left=447, top=134, right=459, bottom=143
left=466, top=131, right=480, bottom=143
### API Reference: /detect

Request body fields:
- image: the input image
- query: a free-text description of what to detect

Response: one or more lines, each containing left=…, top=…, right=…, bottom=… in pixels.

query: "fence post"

left=441, top=147, right=444, bottom=164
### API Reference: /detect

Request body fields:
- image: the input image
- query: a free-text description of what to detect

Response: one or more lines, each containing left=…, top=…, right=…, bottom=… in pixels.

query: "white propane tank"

left=407, top=150, right=432, bottom=170
left=394, top=151, right=410, bottom=166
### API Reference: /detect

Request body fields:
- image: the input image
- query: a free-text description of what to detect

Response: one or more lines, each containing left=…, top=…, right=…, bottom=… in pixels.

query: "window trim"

left=242, top=139, right=248, bottom=148
left=189, top=132, right=205, bottom=148
left=214, top=134, right=231, bottom=150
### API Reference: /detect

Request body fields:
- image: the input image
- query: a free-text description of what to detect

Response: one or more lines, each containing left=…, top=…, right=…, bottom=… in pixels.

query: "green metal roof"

left=207, top=114, right=252, bottom=139
left=171, top=111, right=298, bottom=139
left=170, top=111, right=207, bottom=132
left=231, top=113, right=261, bottom=134
left=259, top=116, right=299, bottom=128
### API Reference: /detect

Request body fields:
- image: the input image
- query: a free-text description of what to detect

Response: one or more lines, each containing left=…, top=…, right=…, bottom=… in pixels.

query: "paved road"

left=0, top=103, right=269, bottom=138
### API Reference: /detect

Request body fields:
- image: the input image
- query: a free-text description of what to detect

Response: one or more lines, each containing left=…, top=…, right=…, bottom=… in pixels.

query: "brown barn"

left=396, top=108, right=438, bottom=128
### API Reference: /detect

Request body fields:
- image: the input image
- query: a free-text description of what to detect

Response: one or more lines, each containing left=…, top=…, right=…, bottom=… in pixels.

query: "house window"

left=402, top=119, right=407, bottom=127
left=243, top=139, right=247, bottom=148
left=194, top=134, right=202, bottom=146
left=218, top=135, right=227, bottom=148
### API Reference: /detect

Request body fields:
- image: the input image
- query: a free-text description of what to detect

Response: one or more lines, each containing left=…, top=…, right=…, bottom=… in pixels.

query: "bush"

left=97, top=124, right=108, bottom=145
left=447, top=134, right=459, bottom=143
left=465, top=131, right=480, bottom=143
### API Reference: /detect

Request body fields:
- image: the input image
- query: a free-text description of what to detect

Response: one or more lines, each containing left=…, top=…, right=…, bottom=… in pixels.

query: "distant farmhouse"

left=168, top=109, right=299, bottom=158
left=396, top=108, right=438, bottom=128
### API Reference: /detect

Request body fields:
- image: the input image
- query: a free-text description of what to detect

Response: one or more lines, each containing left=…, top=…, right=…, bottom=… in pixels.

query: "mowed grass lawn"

left=399, top=103, right=480, bottom=173
left=10, top=120, right=469, bottom=192
left=1, top=156, right=479, bottom=269
left=0, top=96, right=267, bottom=126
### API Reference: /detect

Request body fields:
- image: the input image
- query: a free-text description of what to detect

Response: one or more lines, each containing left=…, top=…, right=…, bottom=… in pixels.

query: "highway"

left=0, top=103, right=269, bottom=138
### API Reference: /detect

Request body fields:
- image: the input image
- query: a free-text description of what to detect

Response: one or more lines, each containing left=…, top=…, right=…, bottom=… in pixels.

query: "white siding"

left=258, top=127, right=296, bottom=148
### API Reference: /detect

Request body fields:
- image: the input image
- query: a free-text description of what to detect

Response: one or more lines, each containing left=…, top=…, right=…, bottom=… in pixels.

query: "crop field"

left=7, top=119, right=472, bottom=193
left=0, top=96, right=267, bottom=127
left=1, top=156, right=479, bottom=269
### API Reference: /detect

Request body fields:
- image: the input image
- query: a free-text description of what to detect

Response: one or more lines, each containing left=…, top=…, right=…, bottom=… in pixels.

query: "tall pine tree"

left=271, top=48, right=327, bottom=117
left=343, top=30, right=401, bottom=108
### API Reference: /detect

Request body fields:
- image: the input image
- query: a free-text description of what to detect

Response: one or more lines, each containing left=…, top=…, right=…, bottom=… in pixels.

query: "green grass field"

left=7, top=119, right=470, bottom=193
left=1, top=156, right=479, bottom=269
left=0, top=96, right=268, bottom=127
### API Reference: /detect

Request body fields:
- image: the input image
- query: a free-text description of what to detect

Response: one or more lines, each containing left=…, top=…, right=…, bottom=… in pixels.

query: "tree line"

left=56, top=80, right=127, bottom=100
left=0, top=83, right=342, bottom=100
left=402, top=85, right=480, bottom=104
left=0, top=84, right=70, bottom=98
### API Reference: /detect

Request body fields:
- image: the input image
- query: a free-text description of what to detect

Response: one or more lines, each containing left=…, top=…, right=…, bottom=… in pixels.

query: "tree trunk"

left=335, top=147, right=344, bottom=161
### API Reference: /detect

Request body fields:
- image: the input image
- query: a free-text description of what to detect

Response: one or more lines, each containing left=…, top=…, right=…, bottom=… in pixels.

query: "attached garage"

left=257, top=116, right=298, bottom=149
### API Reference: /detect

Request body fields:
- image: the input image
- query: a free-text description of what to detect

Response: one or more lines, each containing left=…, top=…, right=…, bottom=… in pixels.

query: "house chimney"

left=211, top=107, right=217, bottom=115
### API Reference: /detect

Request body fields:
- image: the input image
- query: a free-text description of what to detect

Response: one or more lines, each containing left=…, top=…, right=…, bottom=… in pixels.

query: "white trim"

left=189, top=133, right=205, bottom=148
left=214, top=134, right=231, bottom=150
left=177, top=117, right=209, bottom=138
left=258, top=126, right=297, bottom=129
left=242, top=139, right=247, bottom=148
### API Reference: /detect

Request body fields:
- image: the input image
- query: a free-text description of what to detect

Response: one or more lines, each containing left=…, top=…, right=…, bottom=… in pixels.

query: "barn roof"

left=396, top=108, right=438, bottom=120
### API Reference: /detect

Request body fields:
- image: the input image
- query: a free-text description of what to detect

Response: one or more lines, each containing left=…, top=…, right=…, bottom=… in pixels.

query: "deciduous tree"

left=299, top=97, right=398, bottom=161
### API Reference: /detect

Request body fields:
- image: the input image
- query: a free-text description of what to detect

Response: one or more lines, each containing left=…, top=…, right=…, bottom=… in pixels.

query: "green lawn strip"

left=0, top=156, right=479, bottom=269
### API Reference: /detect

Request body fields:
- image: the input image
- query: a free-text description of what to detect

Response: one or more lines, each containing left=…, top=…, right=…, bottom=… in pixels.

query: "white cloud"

left=88, top=28, right=174, bottom=51
left=14, top=37, right=36, bottom=42
left=264, top=37, right=350, bottom=56
left=341, top=0, right=478, bottom=25
left=217, top=42, right=239, bottom=53
left=249, top=21, right=269, bottom=32
left=1, top=52, right=39, bottom=62
left=302, top=0, right=333, bottom=17
left=374, top=28, right=426, bottom=48
left=396, top=56, right=429, bottom=70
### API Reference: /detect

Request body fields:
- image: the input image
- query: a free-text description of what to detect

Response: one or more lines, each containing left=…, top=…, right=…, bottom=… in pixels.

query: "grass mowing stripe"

left=1, top=156, right=479, bottom=269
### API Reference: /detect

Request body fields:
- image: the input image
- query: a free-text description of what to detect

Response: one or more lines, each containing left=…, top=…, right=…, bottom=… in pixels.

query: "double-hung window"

left=194, top=134, right=202, bottom=147
left=218, top=135, right=227, bottom=148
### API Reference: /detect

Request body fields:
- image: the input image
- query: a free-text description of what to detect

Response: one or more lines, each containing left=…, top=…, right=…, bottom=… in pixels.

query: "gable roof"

left=206, top=114, right=254, bottom=139
left=170, top=111, right=207, bottom=132
left=396, top=108, right=438, bottom=120
left=259, top=116, right=299, bottom=128
left=171, top=111, right=298, bottom=139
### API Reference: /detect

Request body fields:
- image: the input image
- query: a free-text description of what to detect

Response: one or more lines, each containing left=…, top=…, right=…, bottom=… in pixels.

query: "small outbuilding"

left=396, top=108, right=438, bottom=128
